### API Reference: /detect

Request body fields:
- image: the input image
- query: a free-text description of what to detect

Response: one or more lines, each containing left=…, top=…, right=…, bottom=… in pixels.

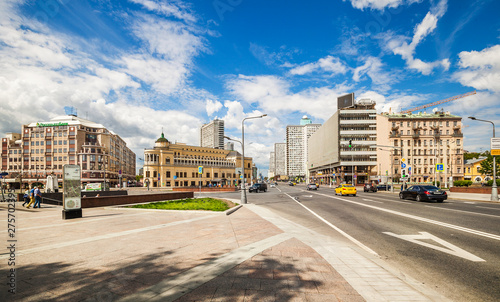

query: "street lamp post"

left=224, top=136, right=244, bottom=203
left=468, top=117, right=498, bottom=201
left=240, top=114, right=267, bottom=204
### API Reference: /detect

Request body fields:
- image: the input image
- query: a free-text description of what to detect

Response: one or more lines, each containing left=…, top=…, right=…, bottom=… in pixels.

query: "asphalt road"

left=208, top=184, right=500, bottom=302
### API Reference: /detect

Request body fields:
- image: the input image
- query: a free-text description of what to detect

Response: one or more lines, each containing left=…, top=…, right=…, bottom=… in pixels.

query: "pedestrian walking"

left=33, top=186, right=42, bottom=208
left=26, top=185, right=36, bottom=209
left=22, top=188, right=30, bottom=207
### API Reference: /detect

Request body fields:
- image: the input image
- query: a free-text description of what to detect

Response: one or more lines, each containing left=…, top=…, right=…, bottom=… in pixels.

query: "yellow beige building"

left=464, top=157, right=490, bottom=183
left=143, top=133, right=254, bottom=188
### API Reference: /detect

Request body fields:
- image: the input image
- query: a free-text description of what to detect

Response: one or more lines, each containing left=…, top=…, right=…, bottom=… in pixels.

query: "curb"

left=225, top=204, right=242, bottom=215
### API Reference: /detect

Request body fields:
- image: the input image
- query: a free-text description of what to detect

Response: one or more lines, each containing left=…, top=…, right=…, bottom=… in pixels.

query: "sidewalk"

left=0, top=201, right=447, bottom=301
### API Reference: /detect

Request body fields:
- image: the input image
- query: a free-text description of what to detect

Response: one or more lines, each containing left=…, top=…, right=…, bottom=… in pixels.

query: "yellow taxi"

left=335, top=184, right=357, bottom=196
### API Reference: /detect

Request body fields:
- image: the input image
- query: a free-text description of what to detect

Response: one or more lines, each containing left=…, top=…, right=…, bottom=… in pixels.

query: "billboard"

left=63, top=165, right=82, bottom=210
left=338, top=93, right=355, bottom=109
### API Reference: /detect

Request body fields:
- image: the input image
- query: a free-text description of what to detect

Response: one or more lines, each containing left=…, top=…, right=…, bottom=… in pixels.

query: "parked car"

left=335, top=184, right=357, bottom=196
left=363, top=183, right=377, bottom=192
left=376, top=184, right=392, bottom=191
left=306, top=183, right=318, bottom=190
left=399, top=185, right=447, bottom=202
left=270, top=183, right=276, bottom=188
left=288, top=182, right=295, bottom=186
left=249, top=183, right=268, bottom=193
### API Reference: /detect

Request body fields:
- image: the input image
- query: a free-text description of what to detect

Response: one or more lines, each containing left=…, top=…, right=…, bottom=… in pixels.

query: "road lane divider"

left=311, top=192, right=500, bottom=242
left=284, top=193, right=379, bottom=256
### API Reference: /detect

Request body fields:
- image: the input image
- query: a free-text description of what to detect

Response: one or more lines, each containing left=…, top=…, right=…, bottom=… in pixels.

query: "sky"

left=1, top=0, right=500, bottom=176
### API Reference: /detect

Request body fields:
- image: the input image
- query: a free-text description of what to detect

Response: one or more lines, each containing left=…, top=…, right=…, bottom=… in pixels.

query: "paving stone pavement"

left=0, top=200, right=448, bottom=302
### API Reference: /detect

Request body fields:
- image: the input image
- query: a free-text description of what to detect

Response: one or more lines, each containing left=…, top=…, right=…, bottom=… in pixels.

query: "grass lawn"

left=130, top=197, right=236, bottom=211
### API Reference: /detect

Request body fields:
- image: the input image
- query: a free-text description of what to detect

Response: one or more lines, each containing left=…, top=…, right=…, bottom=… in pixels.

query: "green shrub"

left=486, top=179, right=500, bottom=187
left=453, top=180, right=473, bottom=187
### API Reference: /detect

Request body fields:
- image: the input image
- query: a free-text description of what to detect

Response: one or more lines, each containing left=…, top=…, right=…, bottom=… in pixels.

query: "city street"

left=208, top=184, right=500, bottom=302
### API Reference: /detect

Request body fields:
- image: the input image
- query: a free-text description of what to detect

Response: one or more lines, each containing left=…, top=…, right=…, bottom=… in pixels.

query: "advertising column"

left=62, top=164, right=82, bottom=219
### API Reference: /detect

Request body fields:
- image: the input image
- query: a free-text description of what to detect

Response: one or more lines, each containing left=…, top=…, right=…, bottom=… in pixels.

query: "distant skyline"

left=1, top=0, right=499, bottom=176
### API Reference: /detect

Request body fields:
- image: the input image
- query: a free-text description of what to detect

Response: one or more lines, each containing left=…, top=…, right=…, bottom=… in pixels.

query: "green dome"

left=155, top=132, right=169, bottom=143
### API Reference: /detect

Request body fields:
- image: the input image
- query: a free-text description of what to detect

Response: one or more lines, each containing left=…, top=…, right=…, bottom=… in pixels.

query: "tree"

left=135, top=175, right=143, bottom=182
left=478, top=153, right=500, bottom=176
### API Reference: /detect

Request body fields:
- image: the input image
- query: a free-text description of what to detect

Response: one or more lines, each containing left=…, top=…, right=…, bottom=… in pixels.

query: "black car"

left=363, top=183, right=377, bottom=192
left=376, top=184, right=392, bottom=191
left=399, top=185, right=447, bottom=202
left=249, top=183, right=268, bottom=193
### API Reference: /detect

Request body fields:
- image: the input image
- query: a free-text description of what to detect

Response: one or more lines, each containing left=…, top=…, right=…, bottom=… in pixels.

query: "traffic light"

left=402, top=169, right=406, bottom=177
left=348, top=140, right=352, bottom=148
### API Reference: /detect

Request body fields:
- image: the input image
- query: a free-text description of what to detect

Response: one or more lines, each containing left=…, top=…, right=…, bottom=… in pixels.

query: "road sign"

left=491, top=138, right=500, bottom=155
left=408, top=166, right=412, bottom=175
left=401, top=157, right=406, bottom=163
left=436, top=164, right=444, bottom=172
left=198, top=166, right=203, bottom=174
left=401, top=163, right=407, bottom=169
left=119, top=169, right=122, bottom=175
left=385, top=170, right=388, bottom=176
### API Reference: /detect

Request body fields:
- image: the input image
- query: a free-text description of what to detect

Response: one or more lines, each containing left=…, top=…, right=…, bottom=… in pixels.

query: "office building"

left=143, top=132, right=253, bottom=188
left=308, top=93, right=377, bottom=185
left=1, top=115, right=136, bottom=188
left=200, top=119, right=224, bottom=149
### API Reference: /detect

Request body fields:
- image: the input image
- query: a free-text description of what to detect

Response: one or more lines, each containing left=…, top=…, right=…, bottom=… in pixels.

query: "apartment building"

left=286, top=118, right=321, bottom=179
left=268, top=151, right=275, bottom=179
left=200, top=119, right=225, bottom=149
left=274, top=143, right=286, bottom=179
left=377, top=110, right=464, bottom=186
left=308, top=93, right=378, bottom=185
left=143, top=132, right=253, bottom=188
left=1, top=115, right=136, bottom=189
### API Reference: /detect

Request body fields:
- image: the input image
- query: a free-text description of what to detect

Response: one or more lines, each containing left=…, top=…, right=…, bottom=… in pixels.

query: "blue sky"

left=1, top=0, right=500, bottom=175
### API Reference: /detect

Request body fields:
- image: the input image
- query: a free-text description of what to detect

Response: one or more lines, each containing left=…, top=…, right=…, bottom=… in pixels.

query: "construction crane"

left=400, top=90, right=476, bottom=114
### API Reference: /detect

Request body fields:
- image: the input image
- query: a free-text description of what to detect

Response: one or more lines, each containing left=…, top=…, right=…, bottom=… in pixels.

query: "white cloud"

left=454, top=45, right=500, bottom=92
left=352, top=56, right=393, bottom=88
left=382, top=0, right=450, bottom=75
left=205, top=99, right=223, bottom=116
left=226, top=75, right=352, bottom=120
left=289, top=56, right=347, bottom=76
left=346, top=0, right=404, bottom=10
left=129, top=0, right=197, bottom=23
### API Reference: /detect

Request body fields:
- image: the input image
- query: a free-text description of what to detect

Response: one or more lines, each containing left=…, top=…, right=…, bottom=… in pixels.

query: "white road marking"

left=312, top=191, right=500, bottom=241
left=384, top=231, right=485, bottom=262
left=362, top=199, right=383, bottom=204
left=424, top=205, right=500, bottom=218
left=303, top=195, right=313, bottom=198
left=476, top=206, right=500, bottom=211
left=284, top=193, right=379, bottom=256
left=464, top=202, right=476, bottom=204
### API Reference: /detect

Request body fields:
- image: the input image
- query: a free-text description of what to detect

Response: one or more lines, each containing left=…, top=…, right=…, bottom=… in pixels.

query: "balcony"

left=452, top=132, right=463, bottom=137
left=390, top=133, right=401, bottom=138
left=412, top=133, right=420, bottom=139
